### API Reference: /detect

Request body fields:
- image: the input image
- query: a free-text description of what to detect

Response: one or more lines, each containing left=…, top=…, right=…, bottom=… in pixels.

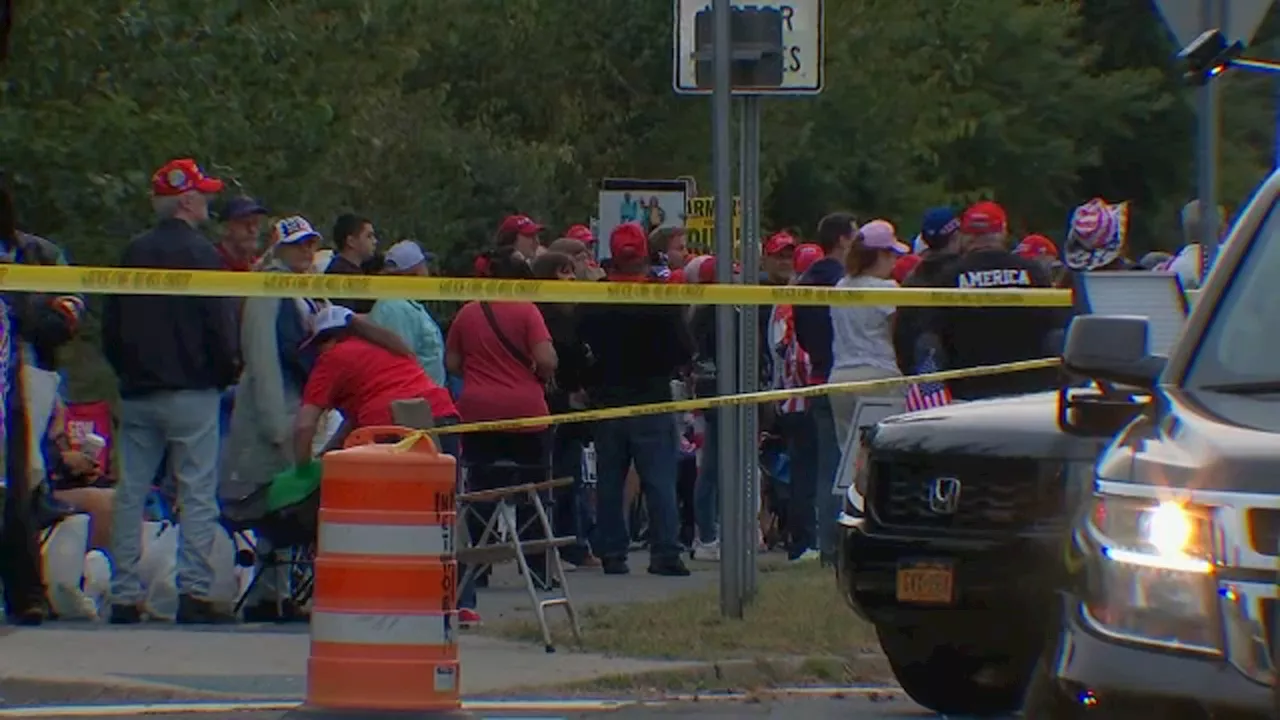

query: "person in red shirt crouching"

left=291, top=305, right=461, bottom=463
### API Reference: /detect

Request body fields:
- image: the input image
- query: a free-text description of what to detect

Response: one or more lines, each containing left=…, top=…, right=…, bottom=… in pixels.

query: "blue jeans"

left=809, top=395, right=842, bottom=561
left=778, top=410, right=819, bottom=557
left=110, top=389, right=222, bottom=603
left=592, top=414, right=681, bottom=560
left=693, top=411, right=719, bottom=544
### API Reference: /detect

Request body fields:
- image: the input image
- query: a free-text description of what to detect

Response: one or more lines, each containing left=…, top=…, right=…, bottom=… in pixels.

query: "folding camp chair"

left=456, top=462, right=582, bottom=653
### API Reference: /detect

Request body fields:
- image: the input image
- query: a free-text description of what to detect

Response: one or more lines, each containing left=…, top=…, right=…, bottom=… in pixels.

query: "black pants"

left=0, top=485, right=44, bottom=617
left=778, top=410, right=820, bottom=558
left=550, top=429, right=592, bottom=561
left=676, top=455, right=697, bottom=548
left=460, top=431, right=553, bottom=578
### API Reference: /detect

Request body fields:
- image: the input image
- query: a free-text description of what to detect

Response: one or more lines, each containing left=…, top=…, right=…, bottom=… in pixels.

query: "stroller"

left=219, top=464, right=321, bottom=620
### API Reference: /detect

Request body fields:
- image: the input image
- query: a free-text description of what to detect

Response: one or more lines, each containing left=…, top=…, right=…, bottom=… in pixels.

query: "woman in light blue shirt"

left=367, top=240, right=446, bottom=385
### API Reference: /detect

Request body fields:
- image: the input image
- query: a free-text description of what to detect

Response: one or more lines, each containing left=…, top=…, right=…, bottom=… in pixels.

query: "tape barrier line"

left=0, top=264, right=1073, bottom=307
left=390, top=358, right=1063, bottom=443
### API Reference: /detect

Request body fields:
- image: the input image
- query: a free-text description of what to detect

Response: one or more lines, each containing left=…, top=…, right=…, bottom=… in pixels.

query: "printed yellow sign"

left=684, top=196, right=742, bottom=254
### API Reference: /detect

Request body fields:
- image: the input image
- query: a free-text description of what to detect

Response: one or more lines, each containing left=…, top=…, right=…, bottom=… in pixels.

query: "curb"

left=0, top=686, right=905, bottom=717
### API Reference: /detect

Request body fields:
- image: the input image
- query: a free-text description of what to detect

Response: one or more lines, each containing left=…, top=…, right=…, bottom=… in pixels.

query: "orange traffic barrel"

left=288, top=425, right=469, bottom=719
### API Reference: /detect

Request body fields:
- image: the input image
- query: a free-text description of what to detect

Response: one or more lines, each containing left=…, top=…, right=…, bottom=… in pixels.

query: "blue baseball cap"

left=221, top=196, right=268, bottom=221
left=920, top=207, right=960, bottom=249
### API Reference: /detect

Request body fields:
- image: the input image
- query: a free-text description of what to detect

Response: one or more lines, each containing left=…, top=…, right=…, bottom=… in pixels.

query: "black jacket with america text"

left=917, top=248, right=1063, bottom=401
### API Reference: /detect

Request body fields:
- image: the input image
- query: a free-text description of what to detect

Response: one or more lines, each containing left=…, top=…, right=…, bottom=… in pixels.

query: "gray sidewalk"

left=474, top=549, right=722, bottom=624
left=0, top=551, right=723, bottom=705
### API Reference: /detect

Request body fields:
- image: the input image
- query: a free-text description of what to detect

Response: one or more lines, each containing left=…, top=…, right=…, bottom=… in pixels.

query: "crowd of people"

left=0, top=156, right=1224, bottom=629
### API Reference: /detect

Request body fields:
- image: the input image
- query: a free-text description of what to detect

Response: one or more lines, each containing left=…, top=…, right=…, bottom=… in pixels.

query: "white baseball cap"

left=274, top=215, right=322, bottom=245
left=301, top=305, right=354, bottom=348
left=383, top=240, right=427, bottom=272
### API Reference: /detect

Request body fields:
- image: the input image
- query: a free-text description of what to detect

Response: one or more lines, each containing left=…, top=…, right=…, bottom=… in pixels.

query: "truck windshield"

left=1185, top=199, right=1280, bottom=390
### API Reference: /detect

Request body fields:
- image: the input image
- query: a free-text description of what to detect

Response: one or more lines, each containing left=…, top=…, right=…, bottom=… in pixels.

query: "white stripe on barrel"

left=311, top=611, right=453, bottom=645
left=318, top=522, right=453, bottom=556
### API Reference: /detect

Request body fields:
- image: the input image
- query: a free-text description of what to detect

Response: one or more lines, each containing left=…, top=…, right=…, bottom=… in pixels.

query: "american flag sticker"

left=905, top=352, right=952, bottom=412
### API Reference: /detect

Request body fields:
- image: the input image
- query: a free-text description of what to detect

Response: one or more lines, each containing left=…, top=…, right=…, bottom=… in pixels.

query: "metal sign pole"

left=740, top=94, right=762, bottom=602
left=711, top=0, right=743, bottom=620
left=1197, top=0, right=1223, bottom=274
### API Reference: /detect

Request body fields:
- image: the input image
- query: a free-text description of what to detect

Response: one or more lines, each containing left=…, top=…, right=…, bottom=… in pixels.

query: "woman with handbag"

left=444, top=246, right=558, bottom=627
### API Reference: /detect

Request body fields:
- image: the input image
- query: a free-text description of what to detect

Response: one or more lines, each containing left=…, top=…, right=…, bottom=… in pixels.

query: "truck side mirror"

left=1062, top=316, right=1166, bottom=389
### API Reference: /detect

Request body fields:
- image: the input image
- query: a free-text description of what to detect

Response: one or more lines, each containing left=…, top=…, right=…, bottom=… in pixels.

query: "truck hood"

left=1101, top=388, right=1280, bottom=493
left=870, top=391, right=1109, bottom=460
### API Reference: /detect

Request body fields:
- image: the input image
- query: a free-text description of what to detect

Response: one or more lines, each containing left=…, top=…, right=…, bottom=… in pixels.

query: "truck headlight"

left=1083, top=495, right=1220, bottom=652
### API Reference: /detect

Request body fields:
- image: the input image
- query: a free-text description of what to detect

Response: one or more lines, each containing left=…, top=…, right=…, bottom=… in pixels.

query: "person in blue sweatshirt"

left=792, top=212, right=858, bottom=565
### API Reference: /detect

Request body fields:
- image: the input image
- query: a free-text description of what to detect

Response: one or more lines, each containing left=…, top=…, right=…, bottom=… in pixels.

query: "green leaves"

left=0, top=0, right=1254, bottom=271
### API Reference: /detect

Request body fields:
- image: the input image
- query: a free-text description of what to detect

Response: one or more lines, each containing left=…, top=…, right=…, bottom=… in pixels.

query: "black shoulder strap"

left=480, top=302, right=534, bottom=370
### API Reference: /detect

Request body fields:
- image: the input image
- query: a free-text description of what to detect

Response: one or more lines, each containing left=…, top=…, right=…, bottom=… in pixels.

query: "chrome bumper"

left=1220, top=579, right=1277, bottom=686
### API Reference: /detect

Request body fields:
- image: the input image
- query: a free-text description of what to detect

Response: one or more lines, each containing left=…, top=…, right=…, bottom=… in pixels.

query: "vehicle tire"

left=877, top=625, right=1030, bottom=717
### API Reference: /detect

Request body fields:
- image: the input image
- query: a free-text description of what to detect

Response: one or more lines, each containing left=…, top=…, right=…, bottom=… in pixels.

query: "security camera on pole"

left=674, top=0, right=826, bottom=618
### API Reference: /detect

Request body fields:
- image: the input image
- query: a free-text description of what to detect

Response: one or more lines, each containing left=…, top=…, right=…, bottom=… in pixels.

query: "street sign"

left=1154, top=0, right=1274, bottom=47
left=673, top=0, right=825, bottom=95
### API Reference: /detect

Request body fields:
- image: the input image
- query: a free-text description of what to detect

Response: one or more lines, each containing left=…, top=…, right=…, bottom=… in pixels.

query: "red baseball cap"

left=697, top=255, right=718, bottom=283
left=1015, top=234, right=1058, bottom=260
left=686, top=255, right=741, bottom=283
left=763, top=231, right=798, bottom=256
left=499, top=214, right=544, bottom=236
left=610, top=222, right=648, bottom=263
left=565, top=224, right=595, bottom=244
left=793, top=243, right=824, bottom=274
left=151, top=158, right=223, bottom=197
left=959, top=201, right=1008, bottom=235
left=891, top=254, right=922, bottom=284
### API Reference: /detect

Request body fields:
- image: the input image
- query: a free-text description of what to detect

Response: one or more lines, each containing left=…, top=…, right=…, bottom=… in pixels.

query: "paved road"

left=4, top=695, right=1019, bottom=719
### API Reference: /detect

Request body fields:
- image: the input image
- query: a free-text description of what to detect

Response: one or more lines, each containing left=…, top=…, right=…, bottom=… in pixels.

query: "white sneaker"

left=790, top=549, right=820, bottom=563
left=691, top=539, right=721, bottom=562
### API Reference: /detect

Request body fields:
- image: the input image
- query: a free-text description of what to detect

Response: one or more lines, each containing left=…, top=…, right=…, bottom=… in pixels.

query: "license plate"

left=896, top=562, right=954, bottom=604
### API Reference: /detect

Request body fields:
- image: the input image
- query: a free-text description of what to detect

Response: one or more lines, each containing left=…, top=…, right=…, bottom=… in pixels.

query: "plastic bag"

left=82, top=550, right=111, bottom=619
left=268, top=463, right=321, bottom=514
left=41, top=514, right=96, bottom=619
left=138, top=520, right=252, bottom=614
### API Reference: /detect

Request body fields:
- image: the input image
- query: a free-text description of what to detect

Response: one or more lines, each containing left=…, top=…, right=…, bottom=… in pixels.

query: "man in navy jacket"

left=793, top=212, right=857, bottom=564
left=102, top=159, right=240, bottom=625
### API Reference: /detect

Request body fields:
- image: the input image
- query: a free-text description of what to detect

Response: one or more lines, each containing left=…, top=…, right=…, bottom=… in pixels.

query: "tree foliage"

left=4, top=0, right=1271, bottom=257
left=2, top=0, right=1277, bottom=399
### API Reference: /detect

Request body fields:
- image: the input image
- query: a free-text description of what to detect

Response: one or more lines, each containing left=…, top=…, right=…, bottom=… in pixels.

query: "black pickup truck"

left=835, top=387, right=1126, bottom=715
left=839, top=168, right=1280, bottom=719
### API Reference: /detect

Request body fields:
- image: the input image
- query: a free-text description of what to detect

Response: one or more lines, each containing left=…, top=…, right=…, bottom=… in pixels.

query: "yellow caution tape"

left=413, top=357, right=1062, bottom=437
left=0, top=264, right=1074, bottom=307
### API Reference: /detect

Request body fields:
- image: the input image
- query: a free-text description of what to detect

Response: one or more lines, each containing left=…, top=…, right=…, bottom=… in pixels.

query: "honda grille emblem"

left=929, top=477, right=962, bottom=515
